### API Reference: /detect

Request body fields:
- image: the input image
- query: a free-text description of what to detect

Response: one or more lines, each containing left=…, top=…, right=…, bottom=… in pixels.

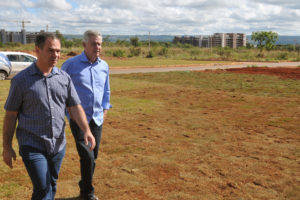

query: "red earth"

left=226, top=67, right=300, bottom=80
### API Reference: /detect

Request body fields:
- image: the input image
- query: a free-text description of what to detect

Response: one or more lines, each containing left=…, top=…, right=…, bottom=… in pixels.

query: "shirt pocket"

left=50, top=77, right=68, bottom=103
left=94, top=69, right=107, bottom=88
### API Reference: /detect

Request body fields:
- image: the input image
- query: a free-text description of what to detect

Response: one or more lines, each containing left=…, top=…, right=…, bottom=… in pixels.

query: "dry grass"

left=0, top=69, right=300, bottom=200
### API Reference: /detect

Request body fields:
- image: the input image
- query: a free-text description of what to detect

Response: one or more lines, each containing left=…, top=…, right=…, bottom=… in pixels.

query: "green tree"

left=103, top=35, right=110, bottom=42
left=55, top=30, right=65, bottom=42
left=55, top=30, right=68, bottom=47
left=130, top=37, right=140, bottom=47
left=251, top=31, right=278, bottom=51
left=72, top=38, right=83, bottom=47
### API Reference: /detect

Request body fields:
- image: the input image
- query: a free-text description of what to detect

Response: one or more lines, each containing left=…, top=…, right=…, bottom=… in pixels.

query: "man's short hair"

left=83, top=30, right=102, bottom=43
left=35, top=33, right=59, bottom=49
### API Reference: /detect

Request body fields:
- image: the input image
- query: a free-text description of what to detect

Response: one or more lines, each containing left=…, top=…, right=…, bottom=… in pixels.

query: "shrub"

left=159, top=47, right=169, bottom=57
left=129, top=47, right=141, bottom=57
left=5, top=42, right=22, bottom=47
left=183, top=43, right=193, bottom=48
left=217, top=48, right=225, bottom=56
left=277, top=52, right=288, bottom=60
left=104, top=49, right=113, bottom=57
left=113, top=49, right=125, bottom=57
left=217, top=47, right=232, bottom=59
left=63, top=40, right=73, bottom=48
left=224, top=49, right=232, bottom=59
left=130, top=37, right=140, bottom=47
left=146, top=50, right=154, bottom=58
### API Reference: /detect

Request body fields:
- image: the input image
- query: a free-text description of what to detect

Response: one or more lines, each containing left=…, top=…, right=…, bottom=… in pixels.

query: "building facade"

left=173, top=33, right=247, bottom=48
left=0, top=29, right=53, bottom=44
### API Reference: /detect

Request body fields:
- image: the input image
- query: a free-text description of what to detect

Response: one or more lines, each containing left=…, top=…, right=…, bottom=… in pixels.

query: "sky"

left=0, top=0, right=299, bottom=36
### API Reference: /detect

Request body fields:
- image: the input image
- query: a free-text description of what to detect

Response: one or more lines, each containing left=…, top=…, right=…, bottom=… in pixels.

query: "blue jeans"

left=20, top=145, right=66, bottom=200
left=70, top=119, right=102, bottom=198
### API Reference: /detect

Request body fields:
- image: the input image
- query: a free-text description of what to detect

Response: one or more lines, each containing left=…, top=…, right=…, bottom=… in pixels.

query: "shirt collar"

left=80, top=51, right=101, bottom=64
left=29, top=62, right=60, bottom=76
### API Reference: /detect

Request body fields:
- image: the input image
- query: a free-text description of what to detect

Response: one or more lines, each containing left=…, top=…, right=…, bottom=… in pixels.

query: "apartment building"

left=173, top=33, right=246, bottom=48
left=0, top=29, right=52, bottom=44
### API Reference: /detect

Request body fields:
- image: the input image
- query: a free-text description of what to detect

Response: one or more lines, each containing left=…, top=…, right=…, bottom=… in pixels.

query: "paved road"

left=110, top=61, right=300, bottom=74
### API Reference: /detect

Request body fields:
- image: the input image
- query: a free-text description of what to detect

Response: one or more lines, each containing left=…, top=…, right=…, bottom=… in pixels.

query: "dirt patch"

left=226, top=67, right=300, bottom=79
left=2, top=67, right=299, bottom=200
left=66, top=51, right=77, bottom=56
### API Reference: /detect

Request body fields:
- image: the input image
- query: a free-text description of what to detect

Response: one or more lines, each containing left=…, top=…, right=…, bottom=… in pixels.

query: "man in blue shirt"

left=62, top=30, right=112, bottom=200
left=2, top=33, right=96, bottom=200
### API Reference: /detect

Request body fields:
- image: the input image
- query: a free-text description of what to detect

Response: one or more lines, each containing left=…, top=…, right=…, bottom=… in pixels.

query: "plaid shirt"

left=5, top=63, right=80, bottom=155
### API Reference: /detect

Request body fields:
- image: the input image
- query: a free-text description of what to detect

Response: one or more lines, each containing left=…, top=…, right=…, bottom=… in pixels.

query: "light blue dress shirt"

left=62, top=52, right=112, bottom=126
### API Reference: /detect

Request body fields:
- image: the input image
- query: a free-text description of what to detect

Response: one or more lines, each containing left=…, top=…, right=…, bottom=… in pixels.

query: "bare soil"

left=80, top=67, right=298, bottom=200
left=57, top=67, right=299, bottom=200
left=1, top=67, right=299, bottom=200
left=226, top=67, right=300, bottom=80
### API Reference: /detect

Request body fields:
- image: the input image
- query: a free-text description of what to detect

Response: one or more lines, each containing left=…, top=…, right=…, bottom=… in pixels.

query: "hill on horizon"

left=64, top=34, right=300, bottom=45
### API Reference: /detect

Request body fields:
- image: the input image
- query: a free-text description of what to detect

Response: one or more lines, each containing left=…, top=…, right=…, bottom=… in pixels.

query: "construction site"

left=173, top=33, right=247, bottom=48
left=0, top=20, right=55, bottom=45
left=0, top=28, right=54, bottom=44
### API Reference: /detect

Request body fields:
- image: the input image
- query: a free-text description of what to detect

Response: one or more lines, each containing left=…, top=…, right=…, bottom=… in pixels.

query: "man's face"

left=84, top=35, right=102, bottom=62
left=36, top=38, right=61, bottom=68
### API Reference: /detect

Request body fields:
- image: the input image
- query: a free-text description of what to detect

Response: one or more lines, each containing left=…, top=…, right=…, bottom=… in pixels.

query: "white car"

left=0, top=53, right=12, bottom=80
left=0, top=51, right=37, bottom=77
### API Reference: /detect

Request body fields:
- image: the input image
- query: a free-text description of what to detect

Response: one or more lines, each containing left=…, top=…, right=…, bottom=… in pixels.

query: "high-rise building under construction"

left=173, top=33, right=247, bottom=48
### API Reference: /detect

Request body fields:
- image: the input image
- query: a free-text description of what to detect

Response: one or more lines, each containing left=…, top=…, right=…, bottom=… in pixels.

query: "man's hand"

left=103, top=109, right=108, bottom=121
left=68, top=105, right=95, bottom=151
left=84, top=131, right=96, bottom=151
left=2, top=111, right=18, bottom=169
left=2, top=147, right=16, bottom=169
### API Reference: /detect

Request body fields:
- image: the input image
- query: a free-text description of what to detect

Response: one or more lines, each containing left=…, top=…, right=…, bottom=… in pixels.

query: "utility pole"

left=210, top=36, right=212, bottom=55
left=148, top=32, right=151, bottom=52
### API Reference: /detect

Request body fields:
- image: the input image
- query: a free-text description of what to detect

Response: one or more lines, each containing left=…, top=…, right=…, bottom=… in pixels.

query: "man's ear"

left=35, top=46, right=40, bottom=56
left=82, top=42, right=86, bottom=48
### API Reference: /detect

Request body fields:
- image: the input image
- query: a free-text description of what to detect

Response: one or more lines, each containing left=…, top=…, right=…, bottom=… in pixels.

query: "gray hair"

left=83, top=30, right=102, bottom=43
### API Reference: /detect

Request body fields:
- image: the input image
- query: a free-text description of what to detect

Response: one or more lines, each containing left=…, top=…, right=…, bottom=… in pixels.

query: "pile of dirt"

left=66, top=51, right=77, bottom=56
left=226, top=67, right=300, bottom=80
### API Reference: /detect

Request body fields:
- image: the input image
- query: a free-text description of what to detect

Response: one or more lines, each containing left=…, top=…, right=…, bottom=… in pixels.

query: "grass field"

left=2, top=42, right=300, bottom=64
left=0, top=69, right=300, bottom=199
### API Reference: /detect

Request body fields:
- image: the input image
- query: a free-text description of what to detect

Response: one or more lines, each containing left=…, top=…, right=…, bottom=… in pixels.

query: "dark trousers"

left=70, top=119, right=102, bottom=198
left=20, top=145, right=65, bottom=200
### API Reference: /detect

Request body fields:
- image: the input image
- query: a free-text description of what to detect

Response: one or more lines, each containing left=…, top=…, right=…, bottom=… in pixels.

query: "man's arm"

left=2, top=111, right=18, bottom=168
left=102, top=69, right=112, bottom=121
left=103, top=109, right=108, bottom=121
left=67, top=104, right=95, bottom=151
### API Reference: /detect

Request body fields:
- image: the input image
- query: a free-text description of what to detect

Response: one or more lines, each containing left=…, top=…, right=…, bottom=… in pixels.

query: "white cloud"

left=0, top=0, right=299, bottom=35
left=0, top=2, right=22, bottom=8
left=34, top=0, right=72, bottom=10
left=252, top=0, right=300, bottom=9
left=0, top=0, right=34, bottom=8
